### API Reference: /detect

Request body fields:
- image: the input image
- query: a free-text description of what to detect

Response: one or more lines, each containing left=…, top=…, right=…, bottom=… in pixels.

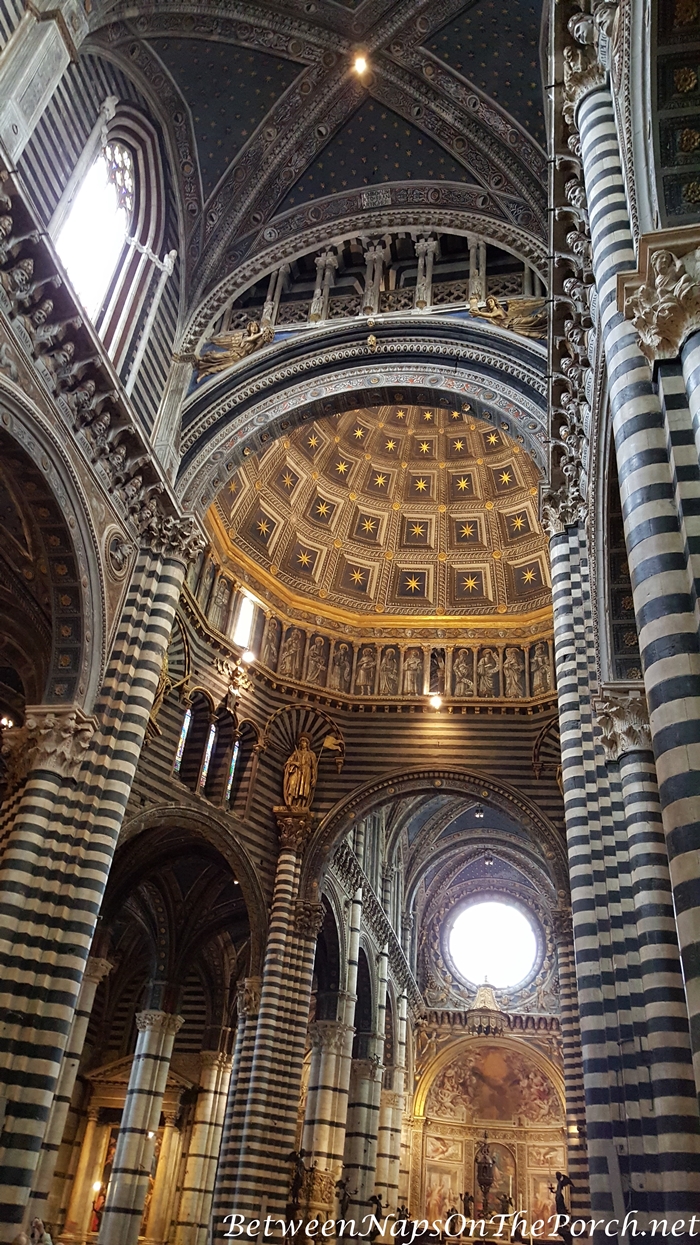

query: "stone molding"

left=1, top=703, right=97, bottom=791
left=618, top=228, right=700, bottom=362
left=135, top=1010, right=185, bottom=1036
left=594, top=688, right=652, bottom=761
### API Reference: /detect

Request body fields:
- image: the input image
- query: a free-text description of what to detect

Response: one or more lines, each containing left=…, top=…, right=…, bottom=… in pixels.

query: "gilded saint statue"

left=195, top=320, right=274, bottom=378
left=283, top=735, right=318, bottom=811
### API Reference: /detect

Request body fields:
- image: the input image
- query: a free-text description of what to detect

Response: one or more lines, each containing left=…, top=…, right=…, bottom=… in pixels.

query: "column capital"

left=237, top=975, right=261, bottom=1018
left=200, top=1049, right=232, bottom=1070
left=135, top=1010, right=184, bottom=1035
left=541, top=484, right=587, bottom=536
left=294, top=900, right=325, bottom=941
left=274, top=807, right=314, bottom=853
left=619, top=230, right=700, bottom=363
left=1, top=703, right=97, bottom=791
left=551, top=908, right=574, bottom=945
left=84, top=956, right=113, bottom=985
left=309, top=1020, right=351, bottom=1053
left=594, top=688, right=651, bottom=761
left=141, top=513, right=206, bottom=564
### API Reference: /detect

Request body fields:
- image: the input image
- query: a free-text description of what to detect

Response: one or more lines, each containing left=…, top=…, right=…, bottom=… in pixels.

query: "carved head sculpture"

left=567, top=11, right=596, bottom=43
left=0, top=215, right=12, bottom=238
left=32, top=299, right=53, bottom=325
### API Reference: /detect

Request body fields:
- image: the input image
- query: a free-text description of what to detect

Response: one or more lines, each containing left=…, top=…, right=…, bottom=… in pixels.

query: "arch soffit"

left=406, top=834, right=560, bottom=915
left=413, top=1032, right=566, bottom=1119
left=182, top=208, right=549, bottom=350
left=118, top=804, right=268, bottom=974
left=178, top=352, right=548, bottom=510
left=302, top=767, right=568, bottom=900
left=0, top=377, right=107, bottom=711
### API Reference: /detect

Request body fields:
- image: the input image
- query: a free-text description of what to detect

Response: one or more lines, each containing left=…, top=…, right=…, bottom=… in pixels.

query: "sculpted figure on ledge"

left=195, top=319, right=274, bottom=378
left=283, top=735, right=318, bottom=811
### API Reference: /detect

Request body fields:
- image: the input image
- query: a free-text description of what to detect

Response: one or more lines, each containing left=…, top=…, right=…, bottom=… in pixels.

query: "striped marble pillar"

left=657, top=363, right=700, bottom=613
left=197, top=1053, right=232, bottom=1245
left=24, top=955, right=112, bottom=1228
left=302, top=1021, right=350, bottom=1177
left=0, top=528, right=198, bottom=1238
left=374, top=1081, right=403, bottom=1212
left=211, top=980, right=260, bottom=1229
left=553, top=911, right=590, bottom=1216
left=344, top=945, right=388, bottom=1221
left=145, top=1109, right=182, bottom=1243
left=174, top=1051, right=232, bottom=1245
left=97, top=1009, right=184, bottom=1245
left=62, top=1105, right=100, bottom=1239
left=577, top=83, right=700, bottom=1095
left=595, top=690, right=700, bottom=1210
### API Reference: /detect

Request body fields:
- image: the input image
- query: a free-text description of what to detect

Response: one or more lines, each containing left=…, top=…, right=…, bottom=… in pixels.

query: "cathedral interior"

left=2, top=0, right=700, bottom=1243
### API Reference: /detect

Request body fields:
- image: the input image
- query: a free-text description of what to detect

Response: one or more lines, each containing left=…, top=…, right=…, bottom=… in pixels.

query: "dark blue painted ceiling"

left=278, top=99, right=474, bottom=212
left=150, top=39, right=301, bottom=200
left=428, top=0, right=545, bottom=147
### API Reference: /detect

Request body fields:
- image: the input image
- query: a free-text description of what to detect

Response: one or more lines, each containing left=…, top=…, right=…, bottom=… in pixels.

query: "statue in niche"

left=531, top=642, right=552, bottom=696
left=402, top=648, right=423, bottom=696
left=477, top=648, right=500, bottom=697
left=379, top=647, right=399, bottom=695
left=283, top=735, right=318, bottom=811
left=261, top=617, right=280, bottom=669
left=195, top=320, right=274, bottom=378
left=452, top=648, right=474, bottom=697
left=329, top=642, right=352, bottom=692
left=278, top=629, right=304, bottom=681
left=430, top=648, right=446, bottom=694
left=306, top=635, right=327, bottom=686
left=209, top=578, right=230, bottom=633
left=354, top=646, right=377, bottom=695
left=503, top=647, right=525, bottom=698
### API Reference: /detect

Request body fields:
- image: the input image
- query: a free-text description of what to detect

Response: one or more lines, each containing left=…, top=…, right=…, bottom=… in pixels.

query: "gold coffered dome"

left=210, top=405, right=551, bottom=632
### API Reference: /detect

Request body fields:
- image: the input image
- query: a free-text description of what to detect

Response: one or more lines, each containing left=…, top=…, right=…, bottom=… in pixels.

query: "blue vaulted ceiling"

left=150, top=39, right=301, bottom=200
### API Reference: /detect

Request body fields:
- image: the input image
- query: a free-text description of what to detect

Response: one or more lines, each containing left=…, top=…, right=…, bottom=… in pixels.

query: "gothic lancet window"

left=56, top=142, right=134, bottom=321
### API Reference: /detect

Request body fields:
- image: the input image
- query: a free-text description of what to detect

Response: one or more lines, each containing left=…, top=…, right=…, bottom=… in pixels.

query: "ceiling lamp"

left=354, top=54, right=368, bottom=73
left=429, top=694, right=442, bottom=709
left=241, top=650, right=256, bottom=664
left=474, top=803, right=484, bottom=819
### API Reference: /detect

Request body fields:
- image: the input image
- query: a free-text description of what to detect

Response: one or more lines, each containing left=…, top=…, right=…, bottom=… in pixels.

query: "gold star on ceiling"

left=453, top=440, right=465, bottom=451
left=353, top=427, right=364, bottom=439
left=423, top=411, right=433, bottom=421
left=307, top=434, right=319, bottom=449
left=451, top=410, right=461, bottom=419
left=411, top=523, right=425, bottom=536
left=487, top=433, right=500, bottom=445
left=419, top=441, right=431, bottom=454
left=229, top=480, right=237, bottom=493
left=396, top=410, right=406, bottom=419
left=350, top=567, right=365, bottom=585
left=522, top=567, right=537, bottom=583
left=315, top=501, right=330, bottom=517
left=385, top=439, right=397, bottom=451
left=404, top=575, right=422, bottom=592
left=511, top=514, right=526, bottom=531
left=457, top=476, right=470, bottom=492
left=362, top=518, right=377, bottom=533
left=462, top=575, right=479, bottom=592
left=282, top=471, right=295, bottom=488
left=414, top=478, right=428, bottom=492
left=374, top=473, right=387, bottom=488
left=297, top=550, right=312, bottom=568
left=500, top=471, right=512, bottom=484
left=460, top=522, right=475, bottom=538
left=336, top=460, right=349, bottom=475
left=256, top=519, right=270, bottom=536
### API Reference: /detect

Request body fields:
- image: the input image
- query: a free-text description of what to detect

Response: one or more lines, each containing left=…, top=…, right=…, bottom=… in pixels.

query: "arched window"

left=55, top=142, right=134, bottom=320
left=175, top=691, right=215, bottom=792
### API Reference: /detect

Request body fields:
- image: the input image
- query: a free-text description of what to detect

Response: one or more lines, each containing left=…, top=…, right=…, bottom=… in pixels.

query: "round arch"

left=118, top=804, right=268, bottom=975
left=300, top=766, right=568, bottom=900
left=0, top=376, right=107, bottom=711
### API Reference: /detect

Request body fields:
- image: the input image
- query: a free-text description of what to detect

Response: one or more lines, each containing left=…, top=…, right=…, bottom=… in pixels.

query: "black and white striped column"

left=577, top=83, right=700, bottom=1100
left=98, top=1009, right=184, bottom=1245
left=212, top=980, right=260, bottom=1232
left=343, top=945, right=388, bottom=1220
left=174, top=1051, right=232, bottom=1245
left=0, top=537, right=193, bottom=1238
left=553, top=912, right=590, bottom=1216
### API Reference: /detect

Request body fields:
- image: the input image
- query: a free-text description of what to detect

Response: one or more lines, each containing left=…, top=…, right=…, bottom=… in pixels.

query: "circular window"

left=448, top=900, right=538, bottom=988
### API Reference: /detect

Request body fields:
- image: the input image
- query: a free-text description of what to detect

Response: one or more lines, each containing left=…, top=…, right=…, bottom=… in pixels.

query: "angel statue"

left=195, top=320, right=274, bottom=378
left=283, top=735, right=318, bottom=811
left=468, top=293, right=547, bottom=339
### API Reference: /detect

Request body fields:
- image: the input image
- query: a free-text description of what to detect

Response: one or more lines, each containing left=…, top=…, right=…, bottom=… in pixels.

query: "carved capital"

left=302, top=1165, right=337, bottom=1208
left=294, top=900, right=325, bottom=941
left=142, top=512, right=206, bottom=564
left=541, top=484, right=587, bottom=536
left=594, top=690, right=651, bottom=761
left=135, top=1010, right=185, bottom=1036
left=238, top=976, right=261, bottom=1018
left=562, top=44, right=607, bottom=121
left=274, top=806, right=314, bottom=854
left=84, top=957, right=113, bottom=986
left=551, top=909, right=574, bottom=946
left=2, top=704, right=97, bottom=791
left=310, top=1020, right=350, bottom=1054
left=624, top=245, right=700, bottom=362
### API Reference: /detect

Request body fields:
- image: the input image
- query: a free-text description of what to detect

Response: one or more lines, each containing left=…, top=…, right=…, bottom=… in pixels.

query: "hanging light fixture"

left=474, top=803, right=484, bottom=819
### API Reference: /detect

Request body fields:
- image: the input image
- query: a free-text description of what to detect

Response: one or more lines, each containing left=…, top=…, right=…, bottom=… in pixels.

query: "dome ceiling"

left=210, top=402, right=551, bottom=633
